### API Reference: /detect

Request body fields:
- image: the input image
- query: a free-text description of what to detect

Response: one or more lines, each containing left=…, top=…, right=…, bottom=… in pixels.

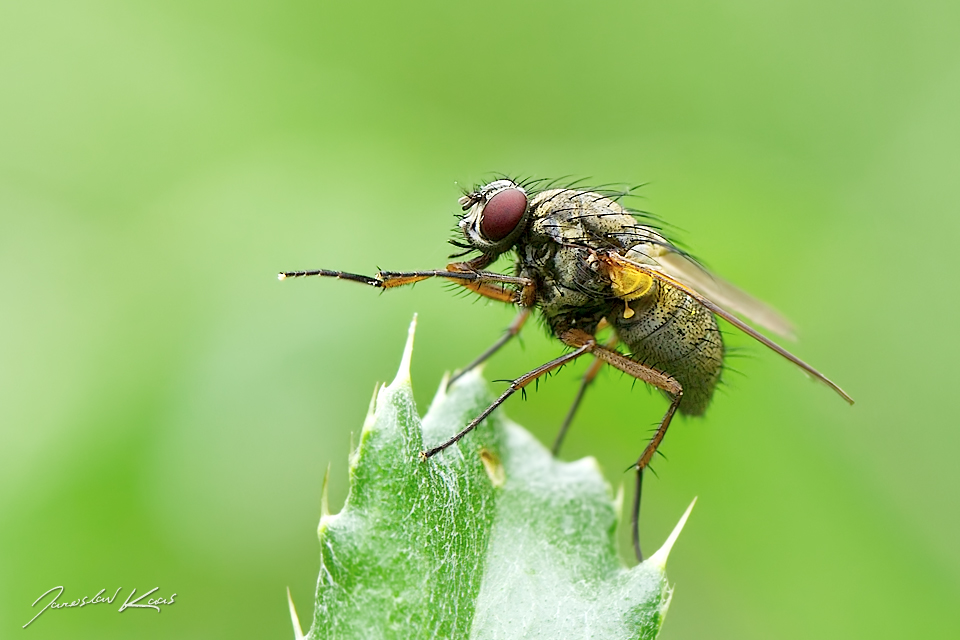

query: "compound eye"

left=479, top=188, right=527, bottom=241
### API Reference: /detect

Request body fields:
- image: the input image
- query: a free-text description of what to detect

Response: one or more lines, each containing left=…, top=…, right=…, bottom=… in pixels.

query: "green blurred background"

left=2, top=0, right=958, bottom=638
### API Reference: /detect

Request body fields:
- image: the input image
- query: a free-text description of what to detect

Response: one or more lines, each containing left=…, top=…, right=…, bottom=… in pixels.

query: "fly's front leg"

left=279, top=259, right=535, bottom=306
left=375, top=267, right=532, bottom=298
left=442, top=260, right=537, bottom=307
left=278, top=269, right=381, bottom=285
left=377, top=255, right=537, bottom=306
left=560, top=329, right=683, bottom=562
left=378, top=258, right=537, bottom=389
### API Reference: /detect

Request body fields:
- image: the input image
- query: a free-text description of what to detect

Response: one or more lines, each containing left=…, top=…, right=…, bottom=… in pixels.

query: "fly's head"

left=457, top=179, right=529, bottom=256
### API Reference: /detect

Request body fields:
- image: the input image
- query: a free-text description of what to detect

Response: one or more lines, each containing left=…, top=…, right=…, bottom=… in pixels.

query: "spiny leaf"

left=298, top=317, right=693, bottom=639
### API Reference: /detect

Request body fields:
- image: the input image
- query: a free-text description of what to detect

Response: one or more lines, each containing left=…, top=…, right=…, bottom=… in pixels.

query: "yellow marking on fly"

left=595, top=252, right=656, bottom=318
left=604, top=260, right=654, bottom=322
left=608, top=264, right=654, bottom=300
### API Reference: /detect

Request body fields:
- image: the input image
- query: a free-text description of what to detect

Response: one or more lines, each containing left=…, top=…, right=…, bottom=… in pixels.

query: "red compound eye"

left=479, top=188, right=527, bottom=241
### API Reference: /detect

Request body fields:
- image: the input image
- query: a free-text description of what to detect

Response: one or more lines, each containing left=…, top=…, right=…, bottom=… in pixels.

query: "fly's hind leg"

left=630, top=391, right=683, bottom=562
left=560, top=329, right=683, bottom=562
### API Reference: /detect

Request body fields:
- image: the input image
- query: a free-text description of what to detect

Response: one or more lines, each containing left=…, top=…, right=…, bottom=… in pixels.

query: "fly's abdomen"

left=612, top=281, right=724, bottom=415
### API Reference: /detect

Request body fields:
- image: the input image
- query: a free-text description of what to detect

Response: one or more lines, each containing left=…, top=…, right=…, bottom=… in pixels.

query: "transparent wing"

left=656, top=251, right=796, bottom=339
left=599, top=251, right=853, bottom=404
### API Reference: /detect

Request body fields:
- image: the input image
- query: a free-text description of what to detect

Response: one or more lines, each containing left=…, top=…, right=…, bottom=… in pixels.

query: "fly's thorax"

left=612, top=281, right=724, bottom=416
left=527, top=189, right=667, bottom=250
left=518, top=188, right=666, bottom=329
left=516, top=241, right=610, bottom=337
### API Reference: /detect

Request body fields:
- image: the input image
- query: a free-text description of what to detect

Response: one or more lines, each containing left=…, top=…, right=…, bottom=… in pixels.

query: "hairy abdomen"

left=612, top=282, right=724, bottom=415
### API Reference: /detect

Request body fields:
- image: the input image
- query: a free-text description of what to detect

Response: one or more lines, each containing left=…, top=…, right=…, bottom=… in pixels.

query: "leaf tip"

left=360, top=382, right=380, bottom=436
left=647, top=496, right=697, bottom=571
left=287, top=586, right=305, bottom=640
left=430, top=371, right=451, bottom=407
left=613, top=481, right=625, bottom=523
left=389, top=313, right=417, bottom=389
left=320, top=463, right=331, bottom=518
left=319, top=463, right=338, bottom=535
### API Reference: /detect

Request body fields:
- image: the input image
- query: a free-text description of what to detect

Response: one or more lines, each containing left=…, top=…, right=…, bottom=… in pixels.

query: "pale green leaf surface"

left=304, top=319, right=685, bottom=640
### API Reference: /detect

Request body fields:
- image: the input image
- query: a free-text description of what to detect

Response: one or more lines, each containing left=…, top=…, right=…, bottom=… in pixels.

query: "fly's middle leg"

left=448, top=308, right=531, bottom=390
left=421, top=340, right=595, bottom=460
left=552, top=332, right=618, bottom=456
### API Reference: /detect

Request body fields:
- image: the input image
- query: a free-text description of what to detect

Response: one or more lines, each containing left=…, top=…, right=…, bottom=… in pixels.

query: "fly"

left=279, top=177, right=854, bottom=561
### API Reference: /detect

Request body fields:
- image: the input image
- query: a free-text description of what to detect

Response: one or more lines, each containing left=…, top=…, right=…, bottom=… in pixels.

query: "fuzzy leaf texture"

left=290, top=317, right=694, bottom=640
